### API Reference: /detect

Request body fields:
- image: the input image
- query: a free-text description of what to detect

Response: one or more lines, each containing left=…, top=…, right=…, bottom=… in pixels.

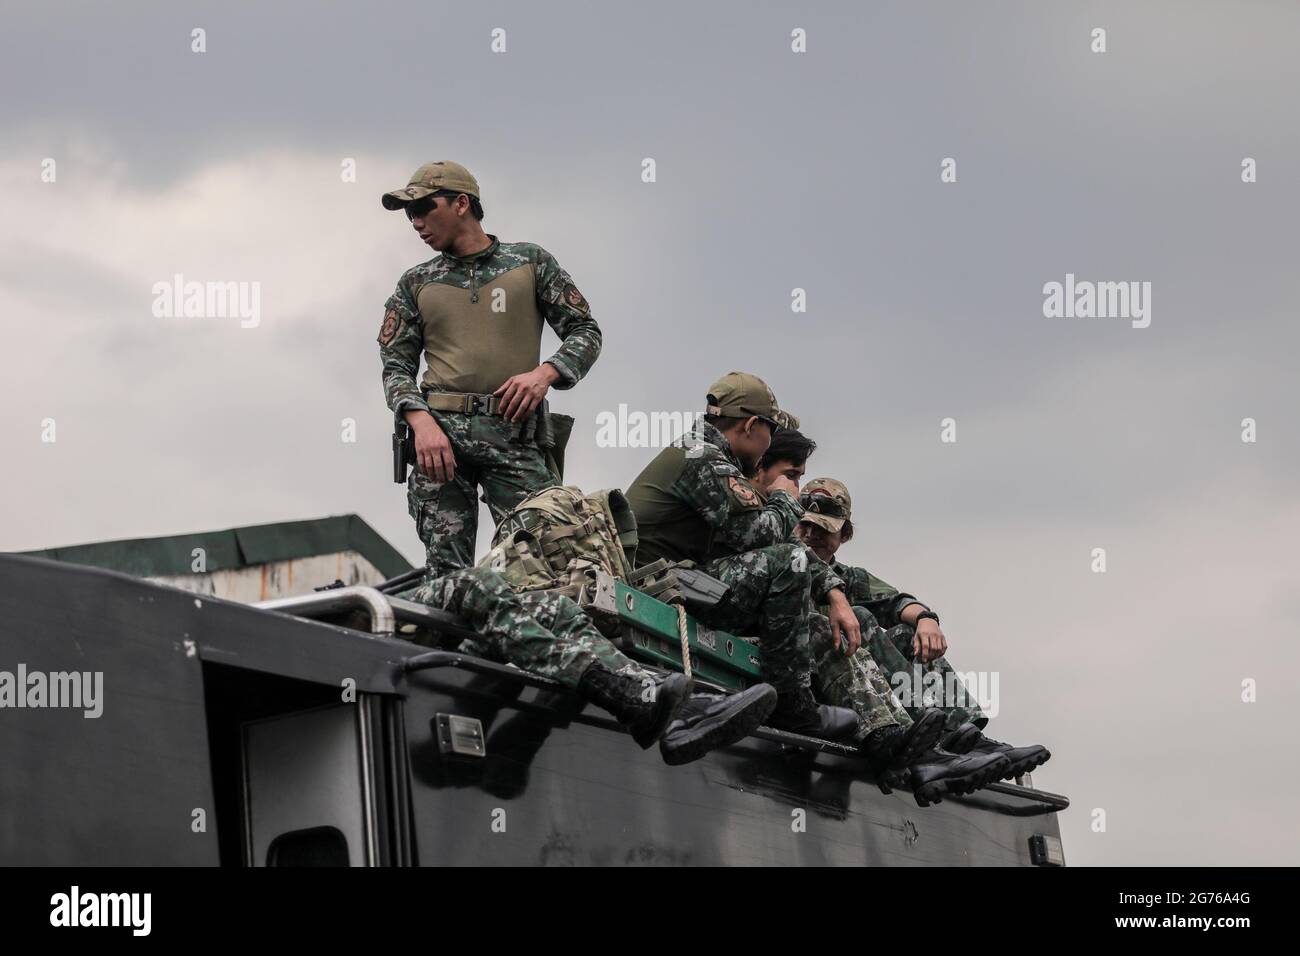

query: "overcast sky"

left=2, top=1, right=1297, bottom=865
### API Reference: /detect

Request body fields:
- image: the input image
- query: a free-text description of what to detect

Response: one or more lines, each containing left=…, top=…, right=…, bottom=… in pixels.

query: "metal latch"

left=1028, top=833, right=1066, bottom=867
left=435, top=713, right=486, bottom=757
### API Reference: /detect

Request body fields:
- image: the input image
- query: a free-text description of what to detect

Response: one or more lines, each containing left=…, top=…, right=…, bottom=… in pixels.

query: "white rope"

left=675, top=603, right=692, bottom=678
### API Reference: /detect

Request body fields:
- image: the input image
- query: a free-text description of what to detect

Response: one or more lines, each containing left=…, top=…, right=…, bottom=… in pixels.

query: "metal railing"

left=253, top=588, right=1070, bottom=817
left=255, top=586, right=397, bottom=634
left=254, top=586, right=476, bottom=641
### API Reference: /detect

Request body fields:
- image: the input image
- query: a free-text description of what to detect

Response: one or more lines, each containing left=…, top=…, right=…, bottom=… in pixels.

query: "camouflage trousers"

left=809, top=607, right=911, bottom=741
left=695, top=543, right=817, bottom=694
left=408, top=411, right=557, bottom=577
left=865, top=619, right=987, bottom=730
left=405, top=567, right=654, bottom=690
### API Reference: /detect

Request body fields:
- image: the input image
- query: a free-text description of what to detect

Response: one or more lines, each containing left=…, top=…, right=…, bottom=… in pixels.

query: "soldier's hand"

left=494, top=363, right=560, bottom=422
left=912, top=620, right=947, bottom=664
left=766, top=475, right=800, bottom=499
left=410, top=414, right=456, bottom=483
left=827, top=590, right=861, bottom=656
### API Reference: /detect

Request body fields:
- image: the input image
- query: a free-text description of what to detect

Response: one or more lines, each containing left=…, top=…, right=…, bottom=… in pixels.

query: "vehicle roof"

left=16, top=514, right=413, bottom=580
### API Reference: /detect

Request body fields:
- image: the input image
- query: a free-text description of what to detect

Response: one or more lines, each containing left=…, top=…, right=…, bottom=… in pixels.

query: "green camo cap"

left=705, top=372, right=799, bottom=432
left=381, top=160, right=480, bottom=210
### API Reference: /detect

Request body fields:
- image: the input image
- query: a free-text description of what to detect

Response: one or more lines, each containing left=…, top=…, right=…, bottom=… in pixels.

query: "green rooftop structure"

left=17, top=514, right=414, bottom=603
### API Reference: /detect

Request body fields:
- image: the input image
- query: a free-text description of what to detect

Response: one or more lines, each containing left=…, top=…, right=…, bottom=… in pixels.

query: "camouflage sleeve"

left=674, top=450, right=803, bottom=555
left=378, top=278, right=429, bottom=418
left=533, top=246, right=602, bottom=389
left=809, top=559, right=847, bottom=605
left=839, top=564, right=921, bottom=628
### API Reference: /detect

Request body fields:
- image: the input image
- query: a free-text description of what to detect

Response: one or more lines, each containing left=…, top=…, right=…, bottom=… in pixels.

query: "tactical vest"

left=417, top=263, right=543, bottom=395
left=623, top=447, right=711, bottom=566
left=478, top=485, right=639, bottom=596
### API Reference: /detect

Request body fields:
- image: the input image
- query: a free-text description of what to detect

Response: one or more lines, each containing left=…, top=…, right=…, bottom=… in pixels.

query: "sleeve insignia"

left=378, top=308, right=400, bottom=346
left=727, top=476, right=760, bottom=507
left=563, top=283, right=589, bottom=313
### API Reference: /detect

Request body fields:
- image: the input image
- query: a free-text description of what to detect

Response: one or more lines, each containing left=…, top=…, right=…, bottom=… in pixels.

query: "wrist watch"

left=914, top=609, right=940, bottom=626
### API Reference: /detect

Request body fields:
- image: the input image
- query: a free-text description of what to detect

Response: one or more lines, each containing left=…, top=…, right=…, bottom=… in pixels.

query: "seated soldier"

left=625, top=373, right=866, bottom=743
left=405, top=565, right=778, bottom=766
left=748, top=431, right=1013, bottom=800
left=793, top=477, right=1052, bottom=780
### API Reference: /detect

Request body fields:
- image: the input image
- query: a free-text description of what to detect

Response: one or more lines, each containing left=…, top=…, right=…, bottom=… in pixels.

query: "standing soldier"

left=378, top=161, right=602, bottom=574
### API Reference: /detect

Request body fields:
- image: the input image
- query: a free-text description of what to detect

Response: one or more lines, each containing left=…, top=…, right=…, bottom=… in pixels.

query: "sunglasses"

left=404, top=196, right=440, bottom=220
left=404, top=191, right=467, bottom=220
left=799, top=493, right=847, bottom=518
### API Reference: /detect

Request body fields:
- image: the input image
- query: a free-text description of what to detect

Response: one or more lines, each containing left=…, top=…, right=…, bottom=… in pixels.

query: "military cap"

left=381, top=160, right=480, bottom=210
left=706, top=372, right=799, bottom=432
left=798, top=477, right=852, bottom=534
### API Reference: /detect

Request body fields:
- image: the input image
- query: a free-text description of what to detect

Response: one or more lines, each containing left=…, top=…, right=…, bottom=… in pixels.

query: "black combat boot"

left=965, top=733, right=1051, bottom=779
left=859, top=708, right=947, bottom=770
left=767, top=687, right=859, bottom=742
left=658, top=683, right=778, bottom=766
left=577, top=663, right=692, bottom=749
left=939, top=721, right=982, bottom=754
left=906, top=748, right=1013, bottom=808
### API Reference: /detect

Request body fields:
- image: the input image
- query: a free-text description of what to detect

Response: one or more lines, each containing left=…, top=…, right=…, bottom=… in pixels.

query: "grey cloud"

left=2, top=0, right=1296, bottom=865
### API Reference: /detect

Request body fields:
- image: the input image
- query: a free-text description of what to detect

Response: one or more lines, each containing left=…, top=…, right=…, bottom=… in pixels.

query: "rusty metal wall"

left=149, top=550, right=389, bottom=602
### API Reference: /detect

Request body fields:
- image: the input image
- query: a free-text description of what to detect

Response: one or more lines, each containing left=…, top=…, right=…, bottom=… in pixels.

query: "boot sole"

left=1002, top=747, right=1052, bottom=780
left=660, top=685, right=778, bottom=766
left=945, top=754, right=1013, bottom=797
left=911, top=754, right=1013, bottom=807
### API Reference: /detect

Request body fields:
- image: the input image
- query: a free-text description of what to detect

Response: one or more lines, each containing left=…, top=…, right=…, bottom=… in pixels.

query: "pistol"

left=393, top=421, right=416, bottom=483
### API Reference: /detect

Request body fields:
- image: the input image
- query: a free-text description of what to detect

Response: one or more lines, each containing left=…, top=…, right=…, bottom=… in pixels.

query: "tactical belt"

left=425, top=391, right=503, bottom=416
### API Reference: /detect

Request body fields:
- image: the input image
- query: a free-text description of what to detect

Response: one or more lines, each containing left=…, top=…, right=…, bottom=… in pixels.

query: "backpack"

left=477, top=485, right=639, bottom=597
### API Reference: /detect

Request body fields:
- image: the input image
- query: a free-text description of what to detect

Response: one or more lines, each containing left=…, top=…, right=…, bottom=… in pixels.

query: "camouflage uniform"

left=627, top=415, right=845, bottom=695
left=694, top=542, right=833, bottom=694
left=833, top=561, right=987, bottom=729
left=626, top=376, right=914, bottom=734
left=379, top=164, right=601, bottom=577
left=808, top=605, right=912, bottom=741
left=400, top=414, right=558, bottom=573
left=406, top=566, right=654, bottom=690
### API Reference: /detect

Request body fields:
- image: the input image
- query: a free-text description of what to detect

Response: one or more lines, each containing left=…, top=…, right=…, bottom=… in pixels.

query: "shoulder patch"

left=377, top=308, right=400, bottom=346
left=564, top=283, right=589, bottom=314
left=727, top=476, right=761, bottom=508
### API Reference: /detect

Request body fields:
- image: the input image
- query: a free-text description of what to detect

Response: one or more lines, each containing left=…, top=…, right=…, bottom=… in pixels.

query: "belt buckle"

left=463, top=394, right=483, bottom=415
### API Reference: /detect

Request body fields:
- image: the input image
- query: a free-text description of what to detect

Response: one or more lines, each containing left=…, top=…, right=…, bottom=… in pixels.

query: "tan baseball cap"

left=798, top=477, right=852, bottom=533
left=706, top=372, right=800, bottom=432
left=381, top=160, right=480, bottom=210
